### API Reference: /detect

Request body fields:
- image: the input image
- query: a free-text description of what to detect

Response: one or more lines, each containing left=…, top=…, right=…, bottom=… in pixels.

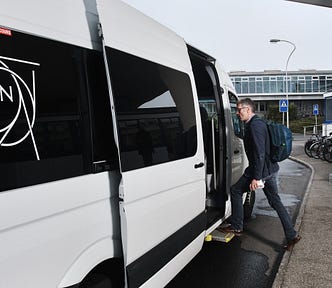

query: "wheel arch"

left=59, top=237, right=122, bottom=288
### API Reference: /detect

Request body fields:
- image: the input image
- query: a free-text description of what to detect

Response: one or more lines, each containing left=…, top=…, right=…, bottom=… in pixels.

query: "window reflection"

left=228, top=92, right=242, bottom=137
left=107, top=48, right=197, bottom=171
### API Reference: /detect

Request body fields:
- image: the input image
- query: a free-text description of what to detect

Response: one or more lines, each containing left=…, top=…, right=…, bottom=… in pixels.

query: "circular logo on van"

left=0, top=57, right=39, bottom=159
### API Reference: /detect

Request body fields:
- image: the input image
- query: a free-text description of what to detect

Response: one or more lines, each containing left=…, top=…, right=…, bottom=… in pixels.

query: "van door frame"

left=188, top=46, right=230, bottom=218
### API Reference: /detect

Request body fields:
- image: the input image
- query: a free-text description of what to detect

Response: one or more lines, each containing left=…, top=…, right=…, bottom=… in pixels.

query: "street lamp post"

left=270, top=39, right=296, bottom=128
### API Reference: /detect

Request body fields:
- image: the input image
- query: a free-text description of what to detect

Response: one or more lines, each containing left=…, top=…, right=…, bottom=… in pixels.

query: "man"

left=221, top=98, right=301, bottom=251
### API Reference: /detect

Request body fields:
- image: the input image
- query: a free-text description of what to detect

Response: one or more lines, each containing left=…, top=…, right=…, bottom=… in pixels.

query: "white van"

left=0, top=0, right=252, bottom=287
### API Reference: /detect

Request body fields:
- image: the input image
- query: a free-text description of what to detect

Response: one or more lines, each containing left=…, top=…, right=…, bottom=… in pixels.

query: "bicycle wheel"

left=318, top=144, right=326, bottom=160
left=323, top=143, right=332, bottom=163
left=304, top=140, right=315, bottom=157
left=310, top=142, right=322, bottom=159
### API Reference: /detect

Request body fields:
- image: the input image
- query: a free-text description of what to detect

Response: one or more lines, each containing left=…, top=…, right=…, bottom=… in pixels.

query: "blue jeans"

left=229, top=172, right=297, bottom=241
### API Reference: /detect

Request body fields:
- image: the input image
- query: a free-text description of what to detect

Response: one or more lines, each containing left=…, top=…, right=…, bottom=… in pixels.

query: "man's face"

left=236, top=104, right=251, bottom=122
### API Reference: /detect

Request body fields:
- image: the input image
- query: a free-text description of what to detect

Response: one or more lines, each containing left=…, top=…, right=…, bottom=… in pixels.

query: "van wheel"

left=243, top=190, right=255, bottom=220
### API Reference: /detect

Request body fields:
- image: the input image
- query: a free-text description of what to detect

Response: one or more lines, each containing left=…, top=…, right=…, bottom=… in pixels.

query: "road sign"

left=313, top=104, right=319, bottom=116
left=279, top=99, right=288, bottom=112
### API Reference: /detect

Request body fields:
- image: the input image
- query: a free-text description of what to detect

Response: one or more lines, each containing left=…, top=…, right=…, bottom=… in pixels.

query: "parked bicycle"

left=322, top=135, right=332, bottom=163
left=304, top=133, right=332, bottom=163
left=304, top=134, right=321, bottom=158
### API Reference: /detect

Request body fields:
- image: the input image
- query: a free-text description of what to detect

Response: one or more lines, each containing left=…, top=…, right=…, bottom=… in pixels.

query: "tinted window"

left=228, top=92, right=243, bottom=138
left=85, top=50, right=118, bottom=170
left=0, top=29, right=90, bottom=191
left=106, top=48, right=197, bottom=171
left=326, top=97, right=332, bottom=120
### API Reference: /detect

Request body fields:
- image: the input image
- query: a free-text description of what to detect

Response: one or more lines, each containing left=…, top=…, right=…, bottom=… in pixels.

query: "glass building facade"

left=231, top=74, right=332, bottom=95
left=229, top=70, right=332, bottom=117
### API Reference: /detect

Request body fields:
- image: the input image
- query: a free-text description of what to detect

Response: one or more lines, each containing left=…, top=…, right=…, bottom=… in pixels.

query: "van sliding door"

left=189, top=50, right=227, bottom=221
left=96, top=0, right=206, bottom=287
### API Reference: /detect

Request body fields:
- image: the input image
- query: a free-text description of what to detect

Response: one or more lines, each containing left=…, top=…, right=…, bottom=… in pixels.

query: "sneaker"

left=283, top=235, right=301, bottom=251
left=217, top=225, right=243, bottom=236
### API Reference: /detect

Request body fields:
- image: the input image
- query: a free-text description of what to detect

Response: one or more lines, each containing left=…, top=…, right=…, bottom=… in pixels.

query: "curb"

left=272, top=156, right=315, bottom=288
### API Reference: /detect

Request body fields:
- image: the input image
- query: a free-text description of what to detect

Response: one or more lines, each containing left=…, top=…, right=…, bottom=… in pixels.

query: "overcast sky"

left=122, top=0, right=332, bottom=73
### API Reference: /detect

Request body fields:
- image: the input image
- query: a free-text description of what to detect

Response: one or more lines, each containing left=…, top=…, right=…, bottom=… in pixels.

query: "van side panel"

left=0, top=0, right=100, bottom=49
left=0, top=173, right=120, bottom=288
left=97, top=0, right=192, bottom=72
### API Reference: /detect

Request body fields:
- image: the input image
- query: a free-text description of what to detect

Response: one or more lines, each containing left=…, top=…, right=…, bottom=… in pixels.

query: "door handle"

left=234, top=149, right=240, bottom=154
left=194, top=162, right=204, bottom=169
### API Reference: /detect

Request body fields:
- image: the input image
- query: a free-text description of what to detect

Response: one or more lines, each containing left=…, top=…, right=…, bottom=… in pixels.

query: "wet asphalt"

left=167, top=148, right=310, bottom=288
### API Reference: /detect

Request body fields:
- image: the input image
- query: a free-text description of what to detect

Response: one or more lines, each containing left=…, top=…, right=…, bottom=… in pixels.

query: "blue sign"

left=313, top=104, right=319, bottom=115
left=279, top=99, right=288, bottom=112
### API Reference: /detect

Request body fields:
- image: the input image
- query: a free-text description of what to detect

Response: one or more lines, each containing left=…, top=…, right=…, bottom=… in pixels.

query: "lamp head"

left=270, top=39, right=281, bottom=43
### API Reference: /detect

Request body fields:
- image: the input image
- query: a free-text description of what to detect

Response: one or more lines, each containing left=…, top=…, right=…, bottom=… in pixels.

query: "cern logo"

left=0, top=56, right=40, bottom=160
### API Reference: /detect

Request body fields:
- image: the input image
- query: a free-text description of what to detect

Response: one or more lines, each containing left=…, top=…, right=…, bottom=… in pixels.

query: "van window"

left=85, top=50, right=118, bottom=168
left=0, top=29, right=91, bottom=191
left=106, top=48, right=197, bottom=171
left=228, top=92, right=243, bottom=138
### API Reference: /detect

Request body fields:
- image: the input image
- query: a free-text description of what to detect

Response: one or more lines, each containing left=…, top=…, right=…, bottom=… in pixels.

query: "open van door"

left=96, top=0, right=206, bottom=286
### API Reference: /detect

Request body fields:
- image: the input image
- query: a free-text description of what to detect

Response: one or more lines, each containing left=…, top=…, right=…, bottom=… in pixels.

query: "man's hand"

left=250, top=179, right=260, bottom=191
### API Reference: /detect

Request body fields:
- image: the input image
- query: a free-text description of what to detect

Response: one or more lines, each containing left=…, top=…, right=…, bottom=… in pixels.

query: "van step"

left=205, top=230, right=235, bottom=243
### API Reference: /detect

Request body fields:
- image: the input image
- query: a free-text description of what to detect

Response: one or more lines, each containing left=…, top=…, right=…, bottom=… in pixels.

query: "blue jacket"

left=243, top=115, right=279, bottom=180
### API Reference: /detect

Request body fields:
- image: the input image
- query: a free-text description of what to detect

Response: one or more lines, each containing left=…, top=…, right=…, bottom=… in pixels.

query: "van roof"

left=0, top=0, right=100, bottom=49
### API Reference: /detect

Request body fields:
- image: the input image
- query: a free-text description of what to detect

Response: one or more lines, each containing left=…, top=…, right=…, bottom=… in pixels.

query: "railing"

left=303, top=124, right=322, bottom=137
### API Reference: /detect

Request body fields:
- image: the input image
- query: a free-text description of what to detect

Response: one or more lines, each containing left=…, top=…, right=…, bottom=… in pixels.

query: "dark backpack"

left=264, top=120, right=292, bottom=162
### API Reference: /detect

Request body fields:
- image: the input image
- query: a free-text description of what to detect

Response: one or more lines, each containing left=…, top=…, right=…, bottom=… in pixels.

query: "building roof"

left=287, top=0, right=332, bottom=8
left=229, top=70, right=332, bottom=77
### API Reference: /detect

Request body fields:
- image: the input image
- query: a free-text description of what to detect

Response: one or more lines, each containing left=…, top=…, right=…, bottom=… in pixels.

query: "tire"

left=323, top=143, right=332, bottom=163
left=310, top=142, right=321, bottom=159
left=318, top=144, right=326, bottom=160
left=304, top=140, right=314, bottom=157
left=243, top=190, right=255, bottom=220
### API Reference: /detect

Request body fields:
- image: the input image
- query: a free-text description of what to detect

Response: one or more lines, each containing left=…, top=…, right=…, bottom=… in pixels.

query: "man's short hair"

left=237, top=98, right=255, bottom=113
